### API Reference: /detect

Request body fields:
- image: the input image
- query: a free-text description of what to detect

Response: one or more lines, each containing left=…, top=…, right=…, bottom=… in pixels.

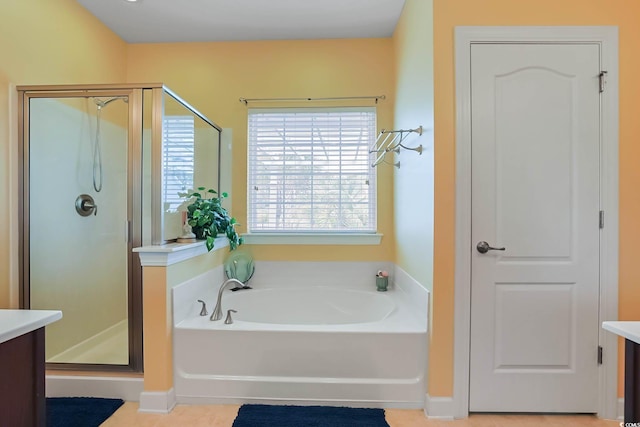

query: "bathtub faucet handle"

left=224, top=309, right=237, bottom=325
left=197, top=299, right=208, bottom=316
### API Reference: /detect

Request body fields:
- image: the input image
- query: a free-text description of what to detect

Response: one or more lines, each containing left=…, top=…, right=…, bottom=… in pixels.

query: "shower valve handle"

left=75, top=194, right=98, bottom=217
left=83, top=201, right=98, bottom=216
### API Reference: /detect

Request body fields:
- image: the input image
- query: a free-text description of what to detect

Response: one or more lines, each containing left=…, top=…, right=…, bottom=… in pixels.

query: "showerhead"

left=94, top=96, right=128, bottom=108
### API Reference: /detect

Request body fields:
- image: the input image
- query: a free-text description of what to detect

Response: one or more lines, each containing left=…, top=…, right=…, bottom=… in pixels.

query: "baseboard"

left=618, top=397, right=624, bottom=421
left=139, top=388, right=177, bottom=414
left=424, top=394, right=454, bottom=420
left=46, top=374, right=143, bottom=401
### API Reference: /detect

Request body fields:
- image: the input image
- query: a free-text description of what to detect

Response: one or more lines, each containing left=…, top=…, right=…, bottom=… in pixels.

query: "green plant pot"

left=376, top=277, right=388, bottom=292
left=192, top=227, right=207, bottom=240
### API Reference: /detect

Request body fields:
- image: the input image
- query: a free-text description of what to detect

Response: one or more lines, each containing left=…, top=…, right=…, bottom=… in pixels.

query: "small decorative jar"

left=376, top=276, right=389, bottom=292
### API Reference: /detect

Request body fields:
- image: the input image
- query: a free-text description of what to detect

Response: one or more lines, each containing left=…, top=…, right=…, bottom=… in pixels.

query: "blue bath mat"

left=46, top=397, right=124, bottom=427
left=232, top=404, right=390, bottom=427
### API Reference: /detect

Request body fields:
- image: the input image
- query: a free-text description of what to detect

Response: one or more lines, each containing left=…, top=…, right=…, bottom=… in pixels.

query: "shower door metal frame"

left=151, top=86, right=223, bottom=244
left=17, top=84, right=146, bottom=373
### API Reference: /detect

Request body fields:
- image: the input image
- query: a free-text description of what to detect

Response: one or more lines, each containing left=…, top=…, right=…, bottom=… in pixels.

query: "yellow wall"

left=432, top=0, right=640, bottom=398
left=0, top=71, right=10, bottom=308
left=142, top=266, right=171, bottom=391
left=0, top=0, right=127, bottom=308
left=142, top=248, right=227, bottom=391
left=126, top=39, right=396, bottom=262
left=0, top=2, right=126, bottom=84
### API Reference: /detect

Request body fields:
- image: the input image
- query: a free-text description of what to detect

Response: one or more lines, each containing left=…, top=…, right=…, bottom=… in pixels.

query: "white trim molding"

left=424, top=394, right=454, bottom=420
left=46, top=375, right=144, bottom=401
left=138, top=388, right=177, bottom=414
left=618, top=398, right=624, bottom=421
left=453, top=26, right=619, bottom=420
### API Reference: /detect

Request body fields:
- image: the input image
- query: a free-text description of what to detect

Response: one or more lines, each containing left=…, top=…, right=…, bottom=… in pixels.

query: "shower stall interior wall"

left=18, top=84, right=222, bottom=372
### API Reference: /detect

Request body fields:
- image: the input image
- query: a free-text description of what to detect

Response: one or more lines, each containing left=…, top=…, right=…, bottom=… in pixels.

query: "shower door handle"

left=75, top=194, right=98, bottom=216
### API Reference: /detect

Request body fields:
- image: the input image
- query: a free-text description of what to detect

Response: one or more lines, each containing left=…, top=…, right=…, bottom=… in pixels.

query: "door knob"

left=476, top=241, right=506, bottom=254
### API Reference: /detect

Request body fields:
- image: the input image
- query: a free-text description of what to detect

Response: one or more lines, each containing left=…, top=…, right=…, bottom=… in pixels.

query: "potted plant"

left=184, top=187, right=243, bottom=251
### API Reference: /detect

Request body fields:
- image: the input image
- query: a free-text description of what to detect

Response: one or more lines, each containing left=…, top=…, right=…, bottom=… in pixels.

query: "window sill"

left=241, top=233, right=383, bottom=246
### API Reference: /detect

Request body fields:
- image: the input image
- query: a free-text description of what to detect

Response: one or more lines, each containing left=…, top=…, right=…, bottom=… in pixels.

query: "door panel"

left=494, top=283, right=574, bottom=369
left=496, top=68, right=574, bottom=258
left=469, top=44, right=601, bottom=412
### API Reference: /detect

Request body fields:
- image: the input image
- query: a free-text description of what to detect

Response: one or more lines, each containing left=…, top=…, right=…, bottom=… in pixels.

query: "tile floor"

left=101, top=402, right=622, bottom=426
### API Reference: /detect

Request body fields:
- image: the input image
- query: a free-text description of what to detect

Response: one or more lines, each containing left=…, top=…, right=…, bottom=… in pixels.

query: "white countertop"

left=602, top=321, right=640, bottom=345
left=0, top=309, right=62, bottom=345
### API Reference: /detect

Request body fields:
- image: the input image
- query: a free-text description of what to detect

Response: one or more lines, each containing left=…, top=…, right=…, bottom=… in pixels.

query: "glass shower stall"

left=17, top=84, right=221, bottom=372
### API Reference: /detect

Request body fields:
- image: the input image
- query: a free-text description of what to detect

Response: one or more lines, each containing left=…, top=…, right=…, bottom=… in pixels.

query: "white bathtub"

left=224, top=287, right=395, bottom=325
left=172, top=262, right=428, bottom=408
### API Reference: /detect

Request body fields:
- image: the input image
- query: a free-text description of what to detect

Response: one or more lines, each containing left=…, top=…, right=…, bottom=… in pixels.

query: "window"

left=248, top=108, right=377, bottom=233
left=163, top=116, right=194, bottom=211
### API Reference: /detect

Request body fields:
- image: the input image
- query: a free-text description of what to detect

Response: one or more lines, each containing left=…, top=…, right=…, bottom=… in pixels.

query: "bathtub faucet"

left=210, top=278, right=249, bottom=321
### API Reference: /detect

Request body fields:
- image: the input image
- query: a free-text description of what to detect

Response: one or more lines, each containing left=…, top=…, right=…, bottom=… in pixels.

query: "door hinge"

left=598, top=345, right=603, bottom=365
left=599, top=71, right=608, bottom=93
left=599, top=210, right=605, bottom=229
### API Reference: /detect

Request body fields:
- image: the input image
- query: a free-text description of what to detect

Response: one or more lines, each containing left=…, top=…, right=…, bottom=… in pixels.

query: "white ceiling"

left=75, top=0, right=407, bottom=43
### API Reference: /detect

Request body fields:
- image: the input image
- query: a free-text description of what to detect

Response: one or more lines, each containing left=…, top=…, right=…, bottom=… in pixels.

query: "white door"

left=469, top=43, right=601, bottom=412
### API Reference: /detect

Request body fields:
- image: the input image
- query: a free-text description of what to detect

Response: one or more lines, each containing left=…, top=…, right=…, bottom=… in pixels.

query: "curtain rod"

left=239, top=95, right=385, bottom=105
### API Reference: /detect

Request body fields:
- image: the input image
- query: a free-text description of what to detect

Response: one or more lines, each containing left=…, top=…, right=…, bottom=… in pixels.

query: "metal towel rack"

left=370, top=126, right=423, bottom=168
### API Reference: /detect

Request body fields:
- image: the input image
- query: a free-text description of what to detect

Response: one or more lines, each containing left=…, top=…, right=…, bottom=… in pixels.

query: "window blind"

left=163, top=116, right=194, bottom=211
left=248, top=108, right=377, bottom=232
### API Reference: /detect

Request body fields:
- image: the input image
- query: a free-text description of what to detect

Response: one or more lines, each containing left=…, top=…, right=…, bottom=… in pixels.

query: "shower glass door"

left=26, top=93, right=137, bottom=368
